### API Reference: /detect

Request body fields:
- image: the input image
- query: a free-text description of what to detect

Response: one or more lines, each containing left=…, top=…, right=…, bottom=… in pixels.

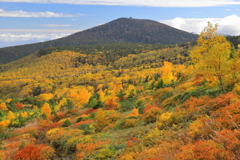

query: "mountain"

left=0, top=17, right=198, bottom=64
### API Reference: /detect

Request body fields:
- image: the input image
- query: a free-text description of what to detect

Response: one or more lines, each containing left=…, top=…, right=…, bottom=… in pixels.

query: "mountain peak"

left=0, top=17, right=198, bottom=64
left=69, top=17, right=197, bottom=44
left=105, top=17, right=166, bottom=27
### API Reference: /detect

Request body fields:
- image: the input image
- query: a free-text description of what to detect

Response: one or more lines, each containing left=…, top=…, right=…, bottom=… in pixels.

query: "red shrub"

left=14, top=144, right=54, bottom=160
left=104, top=99, right=119, bottom=110
left=38, top=120, right=62, bottom=131
left=16, top=102, right=24, bottom=110
left=79, top=108, right=98, bottom=115
left=72, top=120, right=94, bottom=128
left=143, top=105, right=156, bottom=113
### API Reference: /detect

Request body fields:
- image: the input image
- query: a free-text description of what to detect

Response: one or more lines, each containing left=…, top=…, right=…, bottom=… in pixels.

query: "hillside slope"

left=0, top=24, right=239, bottom=160
left=0, top=17, right=198, bottom=64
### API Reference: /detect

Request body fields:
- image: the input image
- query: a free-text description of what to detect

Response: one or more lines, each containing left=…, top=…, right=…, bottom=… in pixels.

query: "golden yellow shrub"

left=156, top=112, right=172, bottom=128
left=0, top=150, right=6, bottom=160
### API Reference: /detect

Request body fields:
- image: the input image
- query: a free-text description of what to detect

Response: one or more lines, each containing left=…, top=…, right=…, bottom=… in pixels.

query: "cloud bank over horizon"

left=0, top=29, right=79, bottom=48
left=1, top=0, right=240, bottom=7
left=162, top=15, right=240, bottom=35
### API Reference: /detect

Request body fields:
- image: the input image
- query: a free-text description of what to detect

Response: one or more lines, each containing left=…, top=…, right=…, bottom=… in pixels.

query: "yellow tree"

left=66, top=87, right=92, bottom=108
left=160, top=61, right=175, bottom=84
left=0, top=120, right=10, bottom=129
left=6, top=111, right=15, bottom=120
left=78, top=88, right=92, bottom=106
left=0, top=102, right=8, bottom=111
left=39, top=93, right=54, bottom=101
left=41, top=102, right=52, bottom=116
left=190, top=22, right=232, bottom=92
left=93, top=108, right=109, bottom=132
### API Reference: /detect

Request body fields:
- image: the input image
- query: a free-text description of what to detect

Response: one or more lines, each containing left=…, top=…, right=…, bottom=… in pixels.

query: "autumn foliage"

left=0, top=22, right=240, bottom=160
left=14, top=144, right=54, bottom=160
left=0, top=103, right=8, bottom=111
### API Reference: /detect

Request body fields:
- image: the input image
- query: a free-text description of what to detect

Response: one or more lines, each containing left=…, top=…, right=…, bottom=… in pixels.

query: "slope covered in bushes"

left=0, top=23, right=239, bottom=160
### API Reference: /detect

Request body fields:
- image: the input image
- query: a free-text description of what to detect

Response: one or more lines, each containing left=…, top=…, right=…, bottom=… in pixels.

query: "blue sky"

left=1, top=0, right=240, bottom=47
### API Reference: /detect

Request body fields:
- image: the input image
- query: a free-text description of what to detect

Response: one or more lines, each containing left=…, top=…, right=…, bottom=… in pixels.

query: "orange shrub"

left=212, top=100, right=240, bottom=130
left=76, top=140, right=110, bottom=159
left=0, top=102, right=8, bottom=111
left=142, top=105, right=162, bottom=123
left=192, top=140, right=232, bottom=160
left=202, top=92, right=238, bottom=112
left=73, top=120, right=94, bottom=128
left=55, top=111, right=67, bottom=120
left=0, top=150, right=6, bottom=160
left=173, top=96, right=207, bottom=123
left=41, top=103, right=52, bottom=118
left=104, top=99, right=119, bottom=110
left=175, top=144, right=195, bottom=160
left=16, top=102, right=24, bottom=110
left=14, top=144, right=54, bottom=160
left=38, top=120, right=62, bottom=131
left=0, top=120, right=10, bottom=129
left=125, top=108, right=139, bottom=118
left=214, top=129, right=240, bottom=158
left=176, top=140, right=233, bottom=160
left=143, top=105, right=155, bottom=113
left=5, top=142, right=21, bottom=160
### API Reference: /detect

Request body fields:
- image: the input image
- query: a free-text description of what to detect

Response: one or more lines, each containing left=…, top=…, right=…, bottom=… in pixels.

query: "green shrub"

left=119, top=99, right=136, bottom=112
left=77, top=124, right=92, bottom=135
left=173, top=88, right=206, bottom=103
left=62, top=119, right=72, bottom=127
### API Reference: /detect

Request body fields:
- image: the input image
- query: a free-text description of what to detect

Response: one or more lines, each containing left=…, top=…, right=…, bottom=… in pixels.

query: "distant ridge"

left=0, top=17, right=198, bottom=64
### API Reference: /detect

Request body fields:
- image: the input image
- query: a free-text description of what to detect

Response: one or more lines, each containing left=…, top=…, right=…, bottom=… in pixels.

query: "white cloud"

left=161, top=15, right=240, bottom=35
left=0, top=29, right=79, bottom=33
left=0, top=29, right=79, bottom=47
left=41, top=24, right=72, bottom=27
left=0, top=33, right=67, bottom=42
left=1, top=0, right=240, bottom=7
left=0, top=8, right=83, bottom=17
